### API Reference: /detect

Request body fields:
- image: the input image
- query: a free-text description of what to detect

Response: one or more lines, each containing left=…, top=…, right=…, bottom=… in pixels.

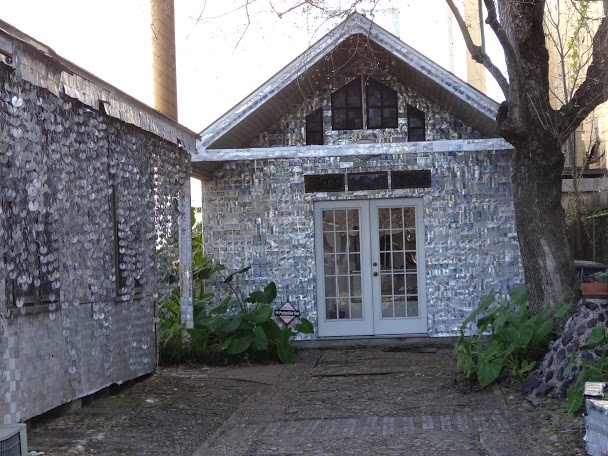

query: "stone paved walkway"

left=27, top=346, right=586, bottom=455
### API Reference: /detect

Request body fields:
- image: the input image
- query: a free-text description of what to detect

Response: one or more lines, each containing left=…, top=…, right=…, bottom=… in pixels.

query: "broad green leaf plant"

left=455, top=285, right=571, bottom=387
left=158, top=212, right=313, bottom=365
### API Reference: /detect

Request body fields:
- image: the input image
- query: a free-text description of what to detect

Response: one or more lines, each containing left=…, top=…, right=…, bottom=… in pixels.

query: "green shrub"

left=565, top=326, right=608, bottom=413
left=455, top=285, right=571, bottom=387
left=158, top=262, right=314, bottom=365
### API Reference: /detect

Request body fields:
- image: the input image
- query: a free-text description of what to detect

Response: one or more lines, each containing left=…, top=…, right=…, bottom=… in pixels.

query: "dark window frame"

left=365, top=79, right=398, bottom=129
left=304, top=174, right=346, bottom=193
left=305, top=108, right=324, bottom=145
left=331, top=78, right=364, bottom=130
left=347, top=172, right=389, bottom=191
left=407, top=104, right=426, bottom=142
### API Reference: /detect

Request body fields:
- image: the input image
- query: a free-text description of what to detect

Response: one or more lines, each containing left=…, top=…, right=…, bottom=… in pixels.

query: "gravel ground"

left=27, top=347, right=587, bottom=455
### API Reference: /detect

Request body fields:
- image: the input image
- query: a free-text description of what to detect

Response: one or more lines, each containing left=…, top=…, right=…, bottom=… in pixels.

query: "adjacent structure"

left=194, top=13, right=522, bottom=338
left=0, top=21, right=196, bottom=423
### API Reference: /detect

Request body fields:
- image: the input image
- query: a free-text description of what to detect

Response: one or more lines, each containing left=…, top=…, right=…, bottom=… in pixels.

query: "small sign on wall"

left=274, top=302, right=301, bottom=325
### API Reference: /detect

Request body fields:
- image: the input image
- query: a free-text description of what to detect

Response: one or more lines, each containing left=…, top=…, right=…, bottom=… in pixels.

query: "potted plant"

left=580, top=268, right=608, bottom=298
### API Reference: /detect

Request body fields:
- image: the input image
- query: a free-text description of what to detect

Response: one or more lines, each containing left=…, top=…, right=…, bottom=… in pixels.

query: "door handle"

left=373, top=272, right=378, bottom=277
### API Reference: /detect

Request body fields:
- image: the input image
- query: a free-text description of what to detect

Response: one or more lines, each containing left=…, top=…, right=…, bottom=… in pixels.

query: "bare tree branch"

left=445, top=0, right=510, bottom=95
left=482, top=0, right=519, bottom=70
left=559, top=13, right=608, bottom=137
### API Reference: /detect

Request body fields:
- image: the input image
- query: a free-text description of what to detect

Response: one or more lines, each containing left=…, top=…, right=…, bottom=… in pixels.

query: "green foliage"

left=565, top=326, right=608, bottom=413
left=455, top=286, right=571, bottom=387
left=201, top=275, right=314, bottom=364
left=157, top=217, right=314, bottom=365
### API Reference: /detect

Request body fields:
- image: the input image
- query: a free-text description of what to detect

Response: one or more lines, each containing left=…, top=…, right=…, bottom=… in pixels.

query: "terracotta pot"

left=580, top=282, right=608, bottom=298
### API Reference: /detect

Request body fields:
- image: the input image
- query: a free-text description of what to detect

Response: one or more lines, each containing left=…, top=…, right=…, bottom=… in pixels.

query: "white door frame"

left=314, top=198, right=427, bottom=337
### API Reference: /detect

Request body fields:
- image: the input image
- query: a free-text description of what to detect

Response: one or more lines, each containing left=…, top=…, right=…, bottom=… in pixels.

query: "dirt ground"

left=27, top=346, right=587, bottom=456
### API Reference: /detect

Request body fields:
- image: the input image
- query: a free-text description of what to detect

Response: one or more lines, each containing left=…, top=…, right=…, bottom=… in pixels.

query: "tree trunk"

left=510, top=134, right=577, bottom=314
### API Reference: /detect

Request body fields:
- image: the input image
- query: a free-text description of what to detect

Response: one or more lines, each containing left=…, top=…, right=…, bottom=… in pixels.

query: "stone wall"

left=201, top=141, right=521, bottom=337
left=0, top=66, right=189, bottom=423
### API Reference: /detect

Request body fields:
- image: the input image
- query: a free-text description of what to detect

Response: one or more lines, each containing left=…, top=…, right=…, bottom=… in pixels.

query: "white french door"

left=314, top=198, right=427, bottom=337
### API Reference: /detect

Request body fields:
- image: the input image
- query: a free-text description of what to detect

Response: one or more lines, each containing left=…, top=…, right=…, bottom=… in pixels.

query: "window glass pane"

left=367, top=84, right=381, bottom=106
left=333, top=91, right=346, bottom=108
left=348, top=110, right=363, bottom=129
left=333, top=110, right=347, bottom=129
left=383, top=86, right=398, bottom=106
left=305, top=174, right=345, bottom=193
left=383, top=108, right=398, bottom=127
left=368, top=108, right=382, bottom=128
left=347, top=81, right=362, bottom=107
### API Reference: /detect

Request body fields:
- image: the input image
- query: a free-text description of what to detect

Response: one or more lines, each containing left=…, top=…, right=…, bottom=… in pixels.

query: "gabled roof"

left=197, top=12, right=499, bottom=153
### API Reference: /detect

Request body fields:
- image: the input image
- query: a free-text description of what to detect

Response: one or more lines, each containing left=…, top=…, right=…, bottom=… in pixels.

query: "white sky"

left=1, top=0, right=505, bottom=134
left=1, top=0, right=506, bottom=208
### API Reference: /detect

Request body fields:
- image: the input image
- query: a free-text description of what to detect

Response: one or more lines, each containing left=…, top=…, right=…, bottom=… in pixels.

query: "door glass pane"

left=334, top=211, right=347, bottom=230
left=351, top=298, right=363, bottom=319
left=325, top=277, right=336, bottom=298
left=394, top=274, right=405, bottom=295
left=407, top=299, right=419, bottom=317
left=405, top=229, right=416, bottom=250
left=406, top=274, right=418, bottom=295
left=394, top=296, right=406, bottom=317
left=404, top=208, right=415, bottom=228
left=382, top=298, right=394, bottom=318
left=326, top=299, right=337, bottom=319
left=324, top=254, right=336, bottom=275
left=350, top=275, right=361, bottom=297
left=391, top=208, right=403, bottom=228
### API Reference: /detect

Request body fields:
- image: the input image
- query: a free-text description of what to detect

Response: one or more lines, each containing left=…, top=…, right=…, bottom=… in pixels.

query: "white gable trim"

left=196, top=13, right=500, bottom=156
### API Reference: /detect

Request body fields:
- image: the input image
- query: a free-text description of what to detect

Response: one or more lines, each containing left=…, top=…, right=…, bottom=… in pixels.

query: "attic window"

left=366, top=79, right=398, bottom=129
left=331, top=78, right=363, bottom=130
left=306, top=108, right=324, bottom=145
left=407, top=105, right=425, bottom=141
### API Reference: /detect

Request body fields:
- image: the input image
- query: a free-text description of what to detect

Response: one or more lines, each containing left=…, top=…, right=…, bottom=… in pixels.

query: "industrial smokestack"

left=151, top=0, right=178, bottom=121
left=464, top=0, right=487, bottom=93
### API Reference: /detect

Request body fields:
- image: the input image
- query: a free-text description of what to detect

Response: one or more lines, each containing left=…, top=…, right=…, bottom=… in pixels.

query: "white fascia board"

left=193, top=138, right=513, bottom=163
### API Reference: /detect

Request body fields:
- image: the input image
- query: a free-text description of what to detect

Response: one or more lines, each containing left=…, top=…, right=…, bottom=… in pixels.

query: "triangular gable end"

left=196, top=12, right=499, bottom=154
